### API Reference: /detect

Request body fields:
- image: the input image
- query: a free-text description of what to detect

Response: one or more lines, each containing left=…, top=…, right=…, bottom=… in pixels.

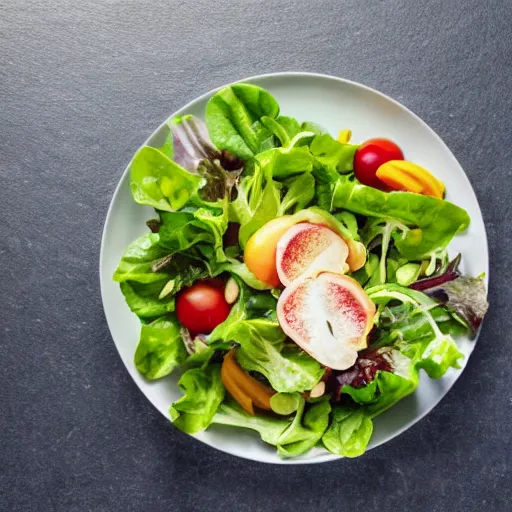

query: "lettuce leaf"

left=130, top=116, right=244, bottom=213
left=169, top=364, right=225, bottom=434
left=169, top=115, right=243, bottom=202
left=277, top=173, right=316, bottom=215
left=322, top=284, right=466, bottom=457
left=212, top=398, right=331, bottom=458
left=208, top=281, right=323, bottom=392
left=134, top=315, right=187, bottom=379
left=276, top=397, right=331, bottom=457
left=414, top=274, right=489, bottom=335
left=113, top=233, right=173, bottom=284
left=212, top=400, right=290, bottom=445
left=113, top=233, right=214, bottom=318
left=205, top=84, right=280, bottom=159
left=159, top=199, right=229, bottom=264
left=219, top=260, right=272, bottom=290
left=130, top=146, right=204, bottom=212
left=322, top=407, right=373, bottom=458
left=328, top=176, right=470, bottom=259
left=219, top=319, right=323, bottom=393
left=256, top=146, right=314, bottom=179
left=309, top=133, right=358, bottom=183
left=119, top=281, right=176, bottom=319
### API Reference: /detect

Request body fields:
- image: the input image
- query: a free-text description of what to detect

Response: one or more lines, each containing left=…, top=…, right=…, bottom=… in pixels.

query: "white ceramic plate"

left=100, top=72, right=488, bottom=464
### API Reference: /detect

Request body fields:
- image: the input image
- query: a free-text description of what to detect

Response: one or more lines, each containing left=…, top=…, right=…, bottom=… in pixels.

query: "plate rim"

left=99, top=71, right=489, bottom=464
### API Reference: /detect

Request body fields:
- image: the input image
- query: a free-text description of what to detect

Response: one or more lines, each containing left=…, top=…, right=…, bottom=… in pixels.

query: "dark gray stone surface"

left=1, top=0, right=511, bottom=510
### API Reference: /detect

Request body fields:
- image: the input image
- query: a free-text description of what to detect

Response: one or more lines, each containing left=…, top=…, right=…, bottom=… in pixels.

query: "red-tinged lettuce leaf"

left=410, top=253, right=461, bottom=291
left=422, top=276, right=488, bottom=335
left=170, top=115, right=244, bottom=202
left=332, top=349, right=393, bottom=397
left=410, top=254, right=488, bottom=335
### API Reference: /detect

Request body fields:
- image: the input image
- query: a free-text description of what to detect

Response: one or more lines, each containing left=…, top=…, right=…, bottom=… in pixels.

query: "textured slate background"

left=1, top=0, right=511, bottom=510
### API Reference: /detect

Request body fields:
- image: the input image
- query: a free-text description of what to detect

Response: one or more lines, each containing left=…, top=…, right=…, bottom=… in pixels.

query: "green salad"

left=114, top=83, right=488, bottom=458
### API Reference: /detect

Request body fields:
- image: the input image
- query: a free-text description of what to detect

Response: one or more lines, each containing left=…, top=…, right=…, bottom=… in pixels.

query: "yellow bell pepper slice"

left=337, top=129, right=352, bottom=144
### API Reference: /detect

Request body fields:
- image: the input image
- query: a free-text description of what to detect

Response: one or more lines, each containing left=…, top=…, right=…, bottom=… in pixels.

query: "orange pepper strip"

left=221, top=350, right=275, bottom=415
left=376, top=165, right=425, bottom=194
left=220, top=370, right=255, bottom=415
left=376, top=160, right=445, bottom=198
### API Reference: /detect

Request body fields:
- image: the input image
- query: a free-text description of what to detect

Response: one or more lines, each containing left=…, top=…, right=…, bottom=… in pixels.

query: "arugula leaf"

left=134, top=315, right=187, bottom=379
left=205, top=84, right=280, bottom=159
left=329, top=176, right=470, bottom=259
left=169, top=364, right=225, bottom=434
left=130, top=146, right=204, bottom=212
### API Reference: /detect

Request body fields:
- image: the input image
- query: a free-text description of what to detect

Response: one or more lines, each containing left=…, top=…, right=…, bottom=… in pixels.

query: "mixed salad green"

left=114, top=83, right=488, bottom=458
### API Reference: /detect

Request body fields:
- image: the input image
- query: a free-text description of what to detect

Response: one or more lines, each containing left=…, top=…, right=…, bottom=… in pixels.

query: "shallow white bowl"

left=100, top=72, right=488, bottom=464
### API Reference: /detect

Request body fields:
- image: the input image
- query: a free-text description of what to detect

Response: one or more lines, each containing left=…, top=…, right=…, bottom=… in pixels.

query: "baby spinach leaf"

left=134, top=315, right=187, bottom=379
left=322, top=407, right=373, bottom=458
left=205, top=84, right=280, bottom=159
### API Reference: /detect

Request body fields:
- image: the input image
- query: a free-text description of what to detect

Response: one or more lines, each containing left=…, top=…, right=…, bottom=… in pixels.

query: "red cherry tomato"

left=354, top=138, right=404, bottom=190
left=176, top=281, right=231, bottom=335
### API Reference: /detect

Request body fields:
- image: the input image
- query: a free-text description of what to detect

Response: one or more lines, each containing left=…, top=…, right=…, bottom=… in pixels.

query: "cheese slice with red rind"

left=277, top=272, right=376, bottom=370
left=276, top=223, right=349, bottom=287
